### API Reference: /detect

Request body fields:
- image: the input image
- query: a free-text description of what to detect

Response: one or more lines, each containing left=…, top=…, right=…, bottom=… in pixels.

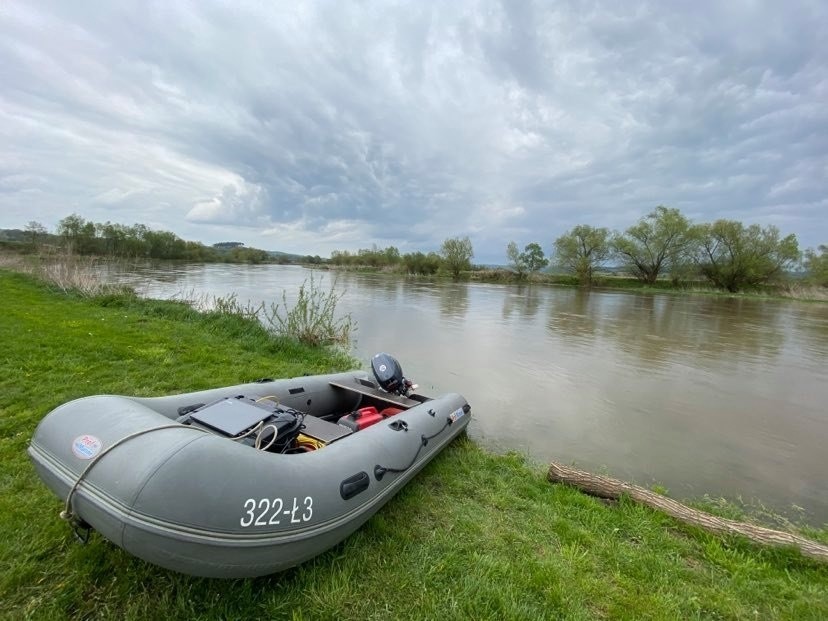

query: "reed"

left=264, top=272, right=356, bottom=347
left=175, top=277, right=356, bottom=348
left=0, top=251, right=125, bottom=297
left=779, top=282, right=828, bottom=302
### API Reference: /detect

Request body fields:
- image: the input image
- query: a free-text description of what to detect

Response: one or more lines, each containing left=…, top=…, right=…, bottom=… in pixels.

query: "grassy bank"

left=1, top=270, right=826, bottom=620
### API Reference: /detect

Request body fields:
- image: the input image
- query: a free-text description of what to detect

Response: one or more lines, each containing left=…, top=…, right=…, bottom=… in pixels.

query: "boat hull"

left=28, top=371, right=471, bottom=578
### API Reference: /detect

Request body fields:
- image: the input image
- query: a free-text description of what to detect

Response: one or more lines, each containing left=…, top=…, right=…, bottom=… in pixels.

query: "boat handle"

left=340, top=472, right=370, bottom=500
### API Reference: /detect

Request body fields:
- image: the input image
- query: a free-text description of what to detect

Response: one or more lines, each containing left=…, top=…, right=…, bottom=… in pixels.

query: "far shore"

left=323, top=263, right=828, bottom=303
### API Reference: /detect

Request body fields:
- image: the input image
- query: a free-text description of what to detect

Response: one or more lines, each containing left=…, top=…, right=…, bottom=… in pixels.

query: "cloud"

left=0, top=0, right=826, bottom=261
left=186, top=181, right=267, bottom=225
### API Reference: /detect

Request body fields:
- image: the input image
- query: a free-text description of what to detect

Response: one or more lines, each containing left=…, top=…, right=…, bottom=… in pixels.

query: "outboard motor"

left=371, top=352, right=413, bottom=396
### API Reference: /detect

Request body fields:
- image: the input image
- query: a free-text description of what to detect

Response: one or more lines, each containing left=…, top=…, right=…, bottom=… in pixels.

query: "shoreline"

left=324, top=264, right=828, bottom=303
left=4, top=249, right=826, bottom=303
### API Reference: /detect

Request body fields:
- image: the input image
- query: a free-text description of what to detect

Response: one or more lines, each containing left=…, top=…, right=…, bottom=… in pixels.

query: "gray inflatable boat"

left=28, top=354, right=471, bottom=578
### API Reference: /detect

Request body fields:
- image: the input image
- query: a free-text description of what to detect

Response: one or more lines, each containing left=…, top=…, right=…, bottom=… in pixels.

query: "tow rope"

left=60, top=424, right=207, bottom=540
left=373, top=417, right=454, bottom=481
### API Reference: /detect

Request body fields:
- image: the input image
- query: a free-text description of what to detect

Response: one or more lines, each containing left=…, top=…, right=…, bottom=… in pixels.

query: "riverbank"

left=325, top=264, right=828, bottom=303
left=1, top=270, right=826, bottom=620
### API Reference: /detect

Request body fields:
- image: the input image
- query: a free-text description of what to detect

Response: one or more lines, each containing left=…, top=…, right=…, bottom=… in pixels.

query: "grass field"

left=1, top=270, right=826, bottom=620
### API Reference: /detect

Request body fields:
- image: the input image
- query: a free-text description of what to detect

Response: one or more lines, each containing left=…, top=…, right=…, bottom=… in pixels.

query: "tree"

left=57, top=213, right=97, bottom=254
left=143, top=229, right=186, bottom=259
left=440, top=236, right=474, bottom=279
left=507, top=241, right=549, bottom=278
left=402, top=251, right=441, bottom=275
left=522, top=242, right=549, bottom=274
left=506, top=241, right=526, bottom=278
left=694, top=221, right=800, bottom=292
left=804, top=245, right=828, bottom=287
left=553, top=225, right=612, bottom=286
left=383, top=246, right=401, bottom=265
left=612, top=206, right=693, bottom=284
left=24, top=221, right=48, bottom=248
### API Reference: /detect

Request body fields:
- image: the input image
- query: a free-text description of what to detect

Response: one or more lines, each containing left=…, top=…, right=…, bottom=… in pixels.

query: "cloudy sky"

left=1, top=1, right=826, bottom=262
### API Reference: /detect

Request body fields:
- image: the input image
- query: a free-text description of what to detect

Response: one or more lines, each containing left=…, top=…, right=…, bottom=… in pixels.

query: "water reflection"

left=546, top=289, right=604, bottom=339
left=437, top=282, right=469, bottom=321
left=791, top=303, right=828, bottom=350
left=501, top=285, right=543, bottom=320
left=546, top=290, right=786, bottom=368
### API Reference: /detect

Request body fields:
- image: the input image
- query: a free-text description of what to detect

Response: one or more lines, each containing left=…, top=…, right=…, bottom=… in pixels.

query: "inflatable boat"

left=28, top=354, right=471, bottom=578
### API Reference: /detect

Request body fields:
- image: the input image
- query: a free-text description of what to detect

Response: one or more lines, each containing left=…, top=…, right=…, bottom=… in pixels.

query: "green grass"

left=1, top=270, right=826, bottom=620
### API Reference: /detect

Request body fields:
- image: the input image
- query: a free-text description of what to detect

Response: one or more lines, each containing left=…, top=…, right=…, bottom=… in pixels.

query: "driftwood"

left=547, top=461, right=828, bottom=563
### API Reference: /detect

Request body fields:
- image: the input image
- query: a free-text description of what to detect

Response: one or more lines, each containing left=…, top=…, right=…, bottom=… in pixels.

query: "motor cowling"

left=371, top=353, right=406, bottom=395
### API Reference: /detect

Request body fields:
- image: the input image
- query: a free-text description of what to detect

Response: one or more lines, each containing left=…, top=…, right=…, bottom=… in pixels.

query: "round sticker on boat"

left=72, top=435, right=102, bottom=460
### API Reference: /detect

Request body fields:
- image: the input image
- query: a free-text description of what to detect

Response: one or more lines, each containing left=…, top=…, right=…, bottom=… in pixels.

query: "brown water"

left=114, top=263, right=828, bottom=524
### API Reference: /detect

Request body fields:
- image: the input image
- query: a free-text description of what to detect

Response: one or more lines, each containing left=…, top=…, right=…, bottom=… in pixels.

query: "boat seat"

left=328, top=380, right=420, bottom=410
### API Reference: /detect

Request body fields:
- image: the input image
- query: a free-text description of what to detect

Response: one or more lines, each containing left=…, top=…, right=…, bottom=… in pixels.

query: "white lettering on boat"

left=240, top=496, right=314, bottom=527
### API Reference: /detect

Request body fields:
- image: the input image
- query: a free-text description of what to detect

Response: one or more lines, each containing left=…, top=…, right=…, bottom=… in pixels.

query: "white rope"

left=254, top=424, right=279, bottom=451
left=60, top=424, right=205, bottom=523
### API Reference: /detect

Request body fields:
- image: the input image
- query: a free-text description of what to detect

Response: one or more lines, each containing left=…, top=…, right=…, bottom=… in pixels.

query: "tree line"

left=330, top=206, right=825, bottom=293
left=13, top=214, right=276, bottom=264
left=330, top=237, right=474, bottom=278
left=548, top=206, right=819, bottom=292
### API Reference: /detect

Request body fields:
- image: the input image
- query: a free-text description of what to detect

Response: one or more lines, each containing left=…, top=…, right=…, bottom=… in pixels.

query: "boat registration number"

left=240, top=497, right=313, bottom=528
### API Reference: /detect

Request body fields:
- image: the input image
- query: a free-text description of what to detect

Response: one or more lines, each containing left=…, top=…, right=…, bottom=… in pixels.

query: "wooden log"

left=547, top=461, right=828, bottom=563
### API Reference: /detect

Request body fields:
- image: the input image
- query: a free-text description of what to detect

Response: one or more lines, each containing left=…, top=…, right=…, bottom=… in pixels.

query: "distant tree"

left=229, top=246, right=269, bottom=264
left=506, top=241, right=526, bottom=278
left=694, top=221, right=800, bottom=292
left=440, top=236, right=474, bottom=279
left=402, top=251, right=441, bottom=275
left=612, top=206, right=694, bottom=284
left=383, top=246, right=401, bottom=265
left=553, top=225, right=612, bottom=286
left=24, top=221, right=48, bottom=248
left=143, top=229, right=186, bottom=259
left=329, top=245, right=400, bottom=268
left=358, top=245, right=381, bottom=267
left=507, top=241, right=549, bottom=278
left=521, top=242, right=549, bottom=274
left=57, top=213, right=97, bottom=254
left=330, top=250, right=350, bottom=266
left=804, top=245, right=828, bottom=287
left=184, top=240, right=213, bottom=261
left=47, top=212, right=274, bottom=262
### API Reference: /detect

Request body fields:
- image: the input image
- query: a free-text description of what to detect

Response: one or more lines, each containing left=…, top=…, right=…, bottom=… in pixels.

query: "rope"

left=374, top=418, right=453, bottom=480
left=254, top=424, right=279, bottom=451
left=60, top=423, right=203, bottom=525
left=255, top=396, right=279, bottom=404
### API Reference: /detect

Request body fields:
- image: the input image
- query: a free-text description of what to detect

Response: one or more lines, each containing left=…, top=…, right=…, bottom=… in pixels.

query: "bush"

left=265, top=273, right=355, bottom=347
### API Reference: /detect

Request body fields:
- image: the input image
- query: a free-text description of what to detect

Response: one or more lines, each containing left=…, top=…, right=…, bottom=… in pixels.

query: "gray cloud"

left=1, top=0, right=826, bottom=262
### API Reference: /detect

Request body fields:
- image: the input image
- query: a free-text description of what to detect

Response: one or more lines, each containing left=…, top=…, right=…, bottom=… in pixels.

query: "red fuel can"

left=379, top=407, right=404, bottom=418
left=337, top=406, right=384, bottom=432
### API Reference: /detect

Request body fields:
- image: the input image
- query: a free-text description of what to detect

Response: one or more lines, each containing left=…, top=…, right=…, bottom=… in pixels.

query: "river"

left=107, top=263, right=828, bottom=524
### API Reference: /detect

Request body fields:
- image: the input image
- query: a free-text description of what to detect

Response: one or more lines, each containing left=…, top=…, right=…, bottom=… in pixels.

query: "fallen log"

left=547, top=461, right=828, bottom=563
